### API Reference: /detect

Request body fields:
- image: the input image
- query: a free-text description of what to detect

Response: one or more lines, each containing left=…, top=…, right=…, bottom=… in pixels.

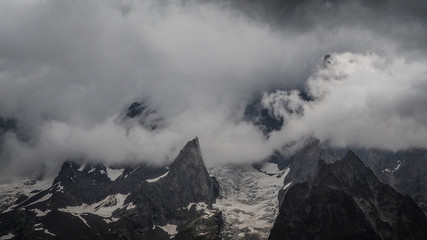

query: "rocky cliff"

left=0, top=138, right=221, bottom=240
left=269, top=151, right=427, bottom=240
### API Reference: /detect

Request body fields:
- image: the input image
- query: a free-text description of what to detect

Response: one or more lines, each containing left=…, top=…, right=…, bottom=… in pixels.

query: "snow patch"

left=126, top=202, right=136, bottom=210
left=187, top=202, right=208, bottom=211
left=55, top=183, right=64, bottom=193
left=106, top=168, right=125, bottom=181
left=44, top=229, right=56, bottom=236
left=0, top=233, right=14, bottom=240
left=186, top=202, right=216, bottom=219
left=78, top=163, right=86, bottom=171
left=58, top=193, right=130, bottom=218
left=130, top=166, right=140, bottom=175
left=283, top=182, right=292, bottom=190
left=158, top=224, right=177, bottom=239
left=31, top=208, right=51, bottom=217
left=146, top=170, right=169, bottom=183
left=383, top=160, right=405, bottom=173
left=281, top=167, right=290, bottom=179
left=0, top=177, right=54, bottom=213
left=260, top=162, right=281, bottom=175
left=104, top=217, right=120, bottom=224
left=88, top=167, right=96, bottom=173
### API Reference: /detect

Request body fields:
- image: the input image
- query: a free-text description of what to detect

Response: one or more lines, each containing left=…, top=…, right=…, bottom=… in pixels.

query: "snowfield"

left=105, top=167, right=125, bottom=181
left=0, top=177, right=54, bottom=213
left=209, top=164, right=289, bottom=239
left=58, top=193, right=131, bottom=220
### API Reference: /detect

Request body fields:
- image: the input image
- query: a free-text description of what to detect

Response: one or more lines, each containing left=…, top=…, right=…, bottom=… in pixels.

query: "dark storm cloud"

left=0, top=0, right=426, bottom=178
left=215, top=0, right=427, bottom=55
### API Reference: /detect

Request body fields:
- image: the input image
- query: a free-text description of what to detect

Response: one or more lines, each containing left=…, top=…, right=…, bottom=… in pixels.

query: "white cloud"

left=268, top=52, right=427, bottom=150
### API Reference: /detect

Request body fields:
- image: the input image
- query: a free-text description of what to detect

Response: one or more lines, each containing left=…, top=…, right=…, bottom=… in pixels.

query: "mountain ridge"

left=0, top=138, right=221, bottom=240
left=269, top=151, right=427, bottom=240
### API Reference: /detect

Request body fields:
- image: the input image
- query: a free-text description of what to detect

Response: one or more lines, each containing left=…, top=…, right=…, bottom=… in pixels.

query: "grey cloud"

left=0, top=0, right=426, bottom=179
left=267, top=53, right=427, bottom=150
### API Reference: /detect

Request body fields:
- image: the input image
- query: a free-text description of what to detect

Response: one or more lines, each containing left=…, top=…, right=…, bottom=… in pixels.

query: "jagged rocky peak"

left=0, top=138, right=221, bottom=240
left=278, top=138, right=344, bottom=205
left=170, top=137, right=204, bottom=170
left=269, top=151, right=427, bottom=240
left=168, top=137, right=219, bottom=205
left=277, top=138, right=427, bottom=215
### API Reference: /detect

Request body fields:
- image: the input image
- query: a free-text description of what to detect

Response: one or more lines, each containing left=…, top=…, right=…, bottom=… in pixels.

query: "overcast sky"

left=0, top=0, right=426, bottom=178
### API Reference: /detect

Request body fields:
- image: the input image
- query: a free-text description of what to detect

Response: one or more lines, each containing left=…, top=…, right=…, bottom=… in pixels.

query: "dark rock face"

left=244, top=90, right=311, bottom=136
left=277, top=138, right=427, bottom=215
left=244, top=98, right=284, bottom=135
left=0, top=138, right=221, bottom=240
left=381, top=149, right=427, bottom=215
left=278, top=138, right=345, bottom=205
left=126, top=102, right=146, bottom=118
left=269, top=151, right=427, bottom=240
left=124, top=101, right=164, bottom=130
left=166, top=138, right=219, bottom=205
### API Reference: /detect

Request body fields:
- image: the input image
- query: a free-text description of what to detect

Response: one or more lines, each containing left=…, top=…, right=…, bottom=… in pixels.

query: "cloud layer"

left=266, top=53, right=427, bottom=150
left=0, top=0, right=426, bottom=178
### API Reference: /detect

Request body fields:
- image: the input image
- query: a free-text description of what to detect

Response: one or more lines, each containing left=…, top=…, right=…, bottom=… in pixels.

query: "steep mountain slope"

left=0, top=177, right=54, bottom=214
left=269, top=151, right=427, bottom=240
left=277, top=138, right=427, bottom=214
left=0, top=138, right=220, bottom=240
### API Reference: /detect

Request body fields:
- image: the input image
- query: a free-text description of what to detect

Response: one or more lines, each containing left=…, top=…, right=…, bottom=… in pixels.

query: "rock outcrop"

left=269, top=151, right=427, bottom=240
left=277, top=138, right=427, bottom=215
left=0, top=138, right=221, bottom=240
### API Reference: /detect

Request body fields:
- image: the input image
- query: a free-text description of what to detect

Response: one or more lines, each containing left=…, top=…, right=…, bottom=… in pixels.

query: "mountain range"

left=1, top=100, right=427, bottom=239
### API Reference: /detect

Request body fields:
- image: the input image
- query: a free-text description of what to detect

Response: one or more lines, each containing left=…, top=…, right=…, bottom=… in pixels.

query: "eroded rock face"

left=123, top=101, right=164, bottom=130
left=269, top=151, right=427, bottom=240
left=0, top=138, right=221, bottom=240
left=277, top=138, right=427, bottom=215
left=167, top=138, right=219, bottom=205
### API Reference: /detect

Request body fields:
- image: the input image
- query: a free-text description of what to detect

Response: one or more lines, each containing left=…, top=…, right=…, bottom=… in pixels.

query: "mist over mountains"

left=1, top=0, right=427, bottom=180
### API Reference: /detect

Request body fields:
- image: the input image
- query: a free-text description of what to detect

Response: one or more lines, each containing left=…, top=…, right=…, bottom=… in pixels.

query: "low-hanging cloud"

left=267, top=52, right=427, bottom=150
left=0, top=0, right=427, bottom=178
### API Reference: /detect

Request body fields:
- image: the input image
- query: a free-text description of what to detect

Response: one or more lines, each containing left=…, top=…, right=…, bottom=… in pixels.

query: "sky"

left=0, top=0, right=426, bottom=178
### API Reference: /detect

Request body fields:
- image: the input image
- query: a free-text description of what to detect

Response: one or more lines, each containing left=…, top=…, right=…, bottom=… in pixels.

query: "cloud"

left=0, top=0, right=427, bottom=178
left=267, top=52, right=427, bottom=150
